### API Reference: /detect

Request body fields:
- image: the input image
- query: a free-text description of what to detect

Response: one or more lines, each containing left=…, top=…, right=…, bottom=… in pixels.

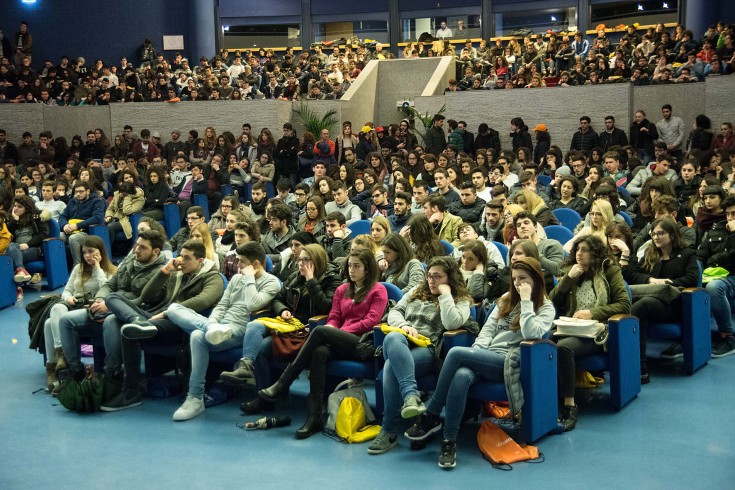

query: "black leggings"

left=289, top=325, right=360, bottom=395
left=631, top=296, right=682, bottom=364
left=556, top=336, right=604, bottom=399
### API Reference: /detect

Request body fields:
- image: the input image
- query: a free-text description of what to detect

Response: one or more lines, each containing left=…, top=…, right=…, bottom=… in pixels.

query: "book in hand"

left=552, top=316, right=604, bottom=338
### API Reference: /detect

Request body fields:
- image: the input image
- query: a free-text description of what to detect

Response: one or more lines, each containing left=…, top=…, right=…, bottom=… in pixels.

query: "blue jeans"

left=706, top=277, right=735, bottom=335
left=241, top=320, right=277, bottom=388
left=5, top=242, right=42, bottom=268
left=104, top=293, right=153, bottom=373
left=43, top=303, right=71, bottom=362
left=381, top=332, right=435, bottom=434
left=59, top=308, right=119, bottom=373
left=165, top=303, right=246, bottom=399
left=426, top=346, right=505, bottom=441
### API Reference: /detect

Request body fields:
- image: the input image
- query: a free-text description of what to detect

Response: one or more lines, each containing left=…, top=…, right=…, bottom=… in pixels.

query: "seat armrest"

left=308, top=315, right=328, bottom=328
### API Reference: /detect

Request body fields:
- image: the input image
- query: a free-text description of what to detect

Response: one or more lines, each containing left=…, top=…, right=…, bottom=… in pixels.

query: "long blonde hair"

left=515, top=189, right=546, bottom=215
left=190, top=222, right=216, bottom=262
left=589, top=199, right=614, bottom=241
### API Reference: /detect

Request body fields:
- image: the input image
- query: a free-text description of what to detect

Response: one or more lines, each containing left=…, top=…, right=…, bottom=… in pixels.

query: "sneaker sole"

left=14, top=275, right=31, bottom=283
left=404, top=422, right=443, bottom=442
left=438, top=460, right=456, bottom=469
left=660, top=352, right=684, bottom=360
left=100, top=400, right=142, bottom=412
left=401, top=404, right=426, bottom=419
left=121, top=325, right=158, bottom=340
left=711, top=349, right=735, bottom=359
left=173, top=406, right=205, bottom=421
left=367, top=439, right=397, bottom=455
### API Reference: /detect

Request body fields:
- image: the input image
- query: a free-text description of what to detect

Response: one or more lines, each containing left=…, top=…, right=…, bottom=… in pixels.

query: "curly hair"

left=565, top=235, right=612, bottom=279
left=410, top=256, right=471, bottom=304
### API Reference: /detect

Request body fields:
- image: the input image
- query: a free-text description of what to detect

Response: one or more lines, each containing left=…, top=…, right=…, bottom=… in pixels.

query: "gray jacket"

left=95, top=254, right=168, bottom=305
left=656, top=116, right=686, bottom=150
left=536, top=238, right=565, bottom=277
left=384, top=259, right=425, bottom=295
left=325, top=200, right=362, bottom=225
left=626, top=164, right=677, bottom=197
left=207, top=271, right=281, bottom=325
left=387, top=287, right=470, bottom=347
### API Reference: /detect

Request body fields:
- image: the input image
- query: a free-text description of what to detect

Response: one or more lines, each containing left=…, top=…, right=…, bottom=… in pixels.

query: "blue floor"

left=2, top=288, right=735, bottom=489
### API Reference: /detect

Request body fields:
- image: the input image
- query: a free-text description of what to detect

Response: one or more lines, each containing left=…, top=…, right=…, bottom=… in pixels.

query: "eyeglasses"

left=296, top=257, right=313, bottom=264
left=426, top=273, right=447, bottom=282
left=650, top=231, right=668, bottom=238
left=371, top=193, right=383, bottom=199
left=221, top=204, right=232, bottom=209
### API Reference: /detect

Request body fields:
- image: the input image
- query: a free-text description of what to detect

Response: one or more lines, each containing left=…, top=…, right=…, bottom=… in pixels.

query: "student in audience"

left=189, top=221, right=219, bottom=268
left=262, top=202, right=296, bottom=259
left=325, top=181, right=361, bottom=224
left=379, top=233, right=425, bottom=294
left=133, top=241, right=279, bottom=420
left=296, top=195, right=326, bottom=239
left=318, top=211, right=353, bottom=260
left=550, top=176, right=587, bottom=215
left=633, top=195, right=694, bottom=254
left=402, top=257, right=553, bottom=468
left=223, top=220, right=261, bottom=280
left=369, top=256, right=471, bottom=456
left=208, top=196, right=243, bottom=237
left=170, top=206, right=205, bottom=254
left=698, top=196, right=735, bottom=358
left=478, top=200, right=505, bottom=242
left=628, top=218, right=699, bottom=383
left=405, top=213, right=444, bottom=263
left=453, top=222, right=505, bottom=269
left=104, top=182, right=145, bottom=252
left=5, top=195, right=50, bottom=284
left=563, top=199, right=613, bottom=252
left=220, top=243, right=339, bottom=414
left=370, top=216, right=390, bottom=247
left=258, top=248, right=388, bottom=438
left=58, top=181, right=107, bottom=265
left=514, top=211, right=565, bottom=277
left=55, top=230, right=167, bottom=394
left=458, top=239, right=493, bottom=302
left=141, top=167, right=171, bottom=221
left=100, top=239, right=225, bottom=414
left=43, top=235, right=116, bottom=391
left=606, top=222, right=635, bottom=274
left=423, top=194, right=463, bottom=247
left=214, top=209, right=249, bottom=256
left=696, top=185, right=726, bottom=240
left=35, top=180, right=66, bottom=221
left=513, top=189, right=559, bottom=227
left=550, top=235, right=630, bottom=431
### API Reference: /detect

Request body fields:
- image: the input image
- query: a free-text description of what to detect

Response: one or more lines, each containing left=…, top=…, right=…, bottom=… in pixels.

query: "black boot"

left=295, top=394, right=324, bottom=439
left=240, top=396, right=275, bottom=415
left=258, top=363, right=300, bottom=402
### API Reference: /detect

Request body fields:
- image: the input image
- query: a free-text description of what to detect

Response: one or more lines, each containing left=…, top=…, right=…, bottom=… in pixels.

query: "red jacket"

left=713, top=133, right=735, bottom=151
left=131, top=140, right=161, bottom=161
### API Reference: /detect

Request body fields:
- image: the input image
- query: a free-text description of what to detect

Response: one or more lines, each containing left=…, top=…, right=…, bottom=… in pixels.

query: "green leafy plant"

left=398, top=104, right=446, bottom=143
left=292, top=102, right=340, bottom=136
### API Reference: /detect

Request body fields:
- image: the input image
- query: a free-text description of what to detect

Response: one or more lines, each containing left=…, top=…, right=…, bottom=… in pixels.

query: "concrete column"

left=301, top=0, right=313, bottom=49
left=481, top=0, right=493, bottom=39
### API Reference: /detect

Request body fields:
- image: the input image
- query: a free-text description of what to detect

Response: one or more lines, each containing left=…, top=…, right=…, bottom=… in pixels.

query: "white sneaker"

left=205, top=323, right=233, bottom=345
left=173, top=395, right=205, bottom=421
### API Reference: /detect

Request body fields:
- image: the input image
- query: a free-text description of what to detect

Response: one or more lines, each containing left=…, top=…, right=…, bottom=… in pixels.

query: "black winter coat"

left=270, top=262, right=342, bottom=322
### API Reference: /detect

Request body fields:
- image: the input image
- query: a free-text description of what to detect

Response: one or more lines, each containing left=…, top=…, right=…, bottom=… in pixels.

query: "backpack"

left=477, top=420, right=544, bottom=470
left=324, top=379, right=380, bottom=443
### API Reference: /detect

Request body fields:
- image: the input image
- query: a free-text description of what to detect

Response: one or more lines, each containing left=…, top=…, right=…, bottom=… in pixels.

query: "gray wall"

left=374, top=58, right=448, bottom=126
left=441, top=84, right=632, bottom=152
left=632, top=83, right=707, bottom=146
left=2, top=76, right=733, bottom=154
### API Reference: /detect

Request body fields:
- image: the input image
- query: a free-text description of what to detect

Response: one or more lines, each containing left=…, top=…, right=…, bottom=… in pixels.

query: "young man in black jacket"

left=275, top=123, right=299, bottom=186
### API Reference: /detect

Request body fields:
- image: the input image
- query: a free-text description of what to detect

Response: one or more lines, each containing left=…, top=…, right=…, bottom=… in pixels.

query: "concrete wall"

left=374, top=58, right=449, bottom=126
left=632, top=83, right=707, bottom=146
left=2, top=74, right=733, bottom=154
left=440, top=84, right=633, bottom=151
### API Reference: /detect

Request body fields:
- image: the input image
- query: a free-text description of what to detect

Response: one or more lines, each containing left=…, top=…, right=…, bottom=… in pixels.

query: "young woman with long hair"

left=380, top=233, right=425, bottom=294
left=43, top=236, right=116, bottom=391
left=403, top=257, right=554, bottom=468
left=258, top=248, right=388, bottom=438
left=550, top=235, right=630, bottom=431
left=370, top=256, right=472, bottom=457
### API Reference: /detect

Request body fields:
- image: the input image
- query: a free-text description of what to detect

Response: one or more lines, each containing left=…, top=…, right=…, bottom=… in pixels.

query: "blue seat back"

left=537, top=175, right=552, bottom=186
left=48, top=218, right=61, bottom=238
left=440, top=240, right=454, bottom=255
left=492, top=241, right=508, bottom=265
left=348, top=220, right=372, bottom=236
left=380, top=282, right=403, bottom=303
left=552, top=208, right=582, bottom=232
left=163, top=203, right=181, bottom=238
left=265, top=255, right=273, bottom=272
left=193, top=194, right=210, bottom=221
left=620, top=212, right=633, bottom=228
left=544, top=225, right=574, bottom=244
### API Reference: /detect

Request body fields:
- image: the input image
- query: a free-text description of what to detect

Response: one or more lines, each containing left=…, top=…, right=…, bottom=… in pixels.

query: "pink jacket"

left=327, top=283, right=388, bottom=335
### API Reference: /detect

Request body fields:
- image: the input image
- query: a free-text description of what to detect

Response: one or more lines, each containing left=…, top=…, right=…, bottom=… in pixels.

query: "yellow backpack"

left=325, top=379, right=380, bottom=443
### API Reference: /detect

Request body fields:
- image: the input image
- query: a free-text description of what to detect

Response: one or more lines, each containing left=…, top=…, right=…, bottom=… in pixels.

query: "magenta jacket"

left=326, top=283, right=388, bottom=335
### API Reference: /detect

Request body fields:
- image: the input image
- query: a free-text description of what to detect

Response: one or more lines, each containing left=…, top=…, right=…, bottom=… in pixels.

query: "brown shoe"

left=54, top=347, right=67, bottom=372
left=30, top=273, right=42, bottom=285
left=45, top=362, right=59, bottom=393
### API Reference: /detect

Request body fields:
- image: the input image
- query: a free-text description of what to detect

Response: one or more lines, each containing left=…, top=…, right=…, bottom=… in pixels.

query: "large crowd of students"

left=2, top=17, right=735, bottom=472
